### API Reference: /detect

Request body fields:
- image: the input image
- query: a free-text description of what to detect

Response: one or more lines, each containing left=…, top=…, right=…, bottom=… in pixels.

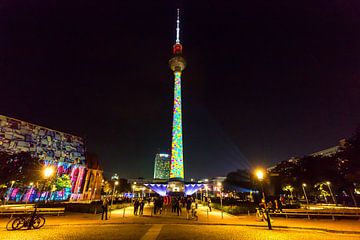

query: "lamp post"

left=42, top=166, right=55, bottom=202
left=326, top=181, right=336, bottom=205
left=217, top=182, right=223, bottom=219
left=255, top=168, right=272, bottom=230
left=302, top=183, right=309, bottom=208
left=255, top=169, right=265, bottom=200
left=110, top=181, right=119, bottom=217
left=132, top=185, right=136, bottom=202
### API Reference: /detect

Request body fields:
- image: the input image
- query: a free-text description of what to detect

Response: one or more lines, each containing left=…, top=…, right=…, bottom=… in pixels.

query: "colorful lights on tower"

left=169, top=9, right=186, bottom=180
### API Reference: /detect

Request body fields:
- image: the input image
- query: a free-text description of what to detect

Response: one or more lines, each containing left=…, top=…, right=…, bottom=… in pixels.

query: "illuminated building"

left=153, top=153, right=170, bottom=180
left=0, top=115, right=100, bottom=201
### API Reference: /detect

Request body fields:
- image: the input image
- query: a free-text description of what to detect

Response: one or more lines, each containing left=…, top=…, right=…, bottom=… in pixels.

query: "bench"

left=270, top=209, right=360, bottom=220
left=0, top=205, right=65, bottom=216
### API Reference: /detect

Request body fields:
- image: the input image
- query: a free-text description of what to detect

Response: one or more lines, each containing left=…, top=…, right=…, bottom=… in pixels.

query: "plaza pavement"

left=1, top=204, right=359, bottom=234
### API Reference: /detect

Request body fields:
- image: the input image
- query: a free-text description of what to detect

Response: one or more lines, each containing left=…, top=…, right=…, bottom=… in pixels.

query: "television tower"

left=169, top=8, right=186, bottom=182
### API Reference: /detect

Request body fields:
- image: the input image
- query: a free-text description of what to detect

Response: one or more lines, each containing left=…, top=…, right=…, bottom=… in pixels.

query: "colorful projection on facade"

left=0, top=115, right=85, bottom=165
left=0, top=115, right=87, bottom=202
left=170, top=71, right=184, bottom=180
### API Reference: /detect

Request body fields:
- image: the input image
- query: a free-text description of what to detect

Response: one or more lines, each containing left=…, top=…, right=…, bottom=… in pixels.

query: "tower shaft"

left=170, top=71, right=184, bottom=180
left=169, top=9, right=186, bottom=182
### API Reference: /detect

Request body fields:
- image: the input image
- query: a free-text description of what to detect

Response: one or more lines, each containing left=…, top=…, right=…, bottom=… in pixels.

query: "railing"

left=0, top=204, right=65, bottom=216
left=269, top=208, right=360, bottom=220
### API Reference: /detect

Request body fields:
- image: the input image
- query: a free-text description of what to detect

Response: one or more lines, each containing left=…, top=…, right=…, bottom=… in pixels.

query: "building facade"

left=0, top=115, right=96, bottom=202
left=153, top=153, right=170, bottom=180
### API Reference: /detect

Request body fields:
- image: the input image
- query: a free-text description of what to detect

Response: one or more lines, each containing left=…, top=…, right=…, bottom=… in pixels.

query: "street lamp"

left=217, top=182, right=223, bottom=218
left=42, top=166, right=55, bottom=201
left=255, top=169, right=265, bottom=200
left=132, top=185, right=136, bottom=201
left=111, top=181, right=119, bottom=207
left=254, top=168, right=272, bottom=230
left=326, top=181, right=336, bottom=204
left=108, top=181, right=119, bottom=219
left=302, top=183, right=309, bottom=208
left=44, top=166, right=55, bottom=179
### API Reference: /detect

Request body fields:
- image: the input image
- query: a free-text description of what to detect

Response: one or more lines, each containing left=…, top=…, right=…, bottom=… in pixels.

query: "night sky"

left=1, top=1, right=360, bottom=179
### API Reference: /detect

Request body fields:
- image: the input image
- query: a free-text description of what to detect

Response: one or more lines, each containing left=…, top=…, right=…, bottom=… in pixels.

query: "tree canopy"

left=0, top=152, right=42, bottom=186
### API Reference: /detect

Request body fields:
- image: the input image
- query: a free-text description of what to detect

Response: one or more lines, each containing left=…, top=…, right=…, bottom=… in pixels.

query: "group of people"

left=133, top=198, right=145, bottom=216
left=259, top=198, right=283, bottom=213
left=153, top=197, right=164, bottom=215
left=185, top=197, right=198, bottom=220
left=133, top=196, right=200, bottom=220
left=171, top=197, right=183, bottom=216
left=101, top=195, right=208, bottom=220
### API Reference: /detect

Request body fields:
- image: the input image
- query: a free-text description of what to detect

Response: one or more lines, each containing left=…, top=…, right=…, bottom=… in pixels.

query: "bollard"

left=94, top=207, right=97, bottom=215
left=207, top=209, right=209, bottom=219
left=248, top=210, right=250, bottom=216
left=123, top=208, right=125, bottom=218
left=221, top=209, right=223, bottom=219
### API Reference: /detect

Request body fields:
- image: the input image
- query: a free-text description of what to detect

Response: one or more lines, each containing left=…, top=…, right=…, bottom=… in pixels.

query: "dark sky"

left=1, top=1, right=360, bottom=180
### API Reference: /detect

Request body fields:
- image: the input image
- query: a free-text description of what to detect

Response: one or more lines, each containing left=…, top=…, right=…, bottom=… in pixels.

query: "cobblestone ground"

left=1, top=224, right=359, bottom=240
left=1, top=204, right=359, bottom=240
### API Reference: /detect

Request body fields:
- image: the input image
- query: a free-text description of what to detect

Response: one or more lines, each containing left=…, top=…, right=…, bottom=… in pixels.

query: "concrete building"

left=0, top=115, right=102, bottom=201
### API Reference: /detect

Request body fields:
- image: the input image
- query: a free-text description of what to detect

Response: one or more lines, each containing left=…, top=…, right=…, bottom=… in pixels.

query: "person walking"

left=176, top=198, right=181, bottom=216
left=186, top=197, right=192, bottom=220
left=171, top=198, right=176, bottom=213
left=139, top=199, right=145, bottom=216
left=101, top=197, right=109, bottom=220
left=134, top=199, right=139, bottom=216
left=207, top=198, right=212, bottom=212
left=191, top=201, right=198, bottom=221
left=158, top=197, right=164, bottom=214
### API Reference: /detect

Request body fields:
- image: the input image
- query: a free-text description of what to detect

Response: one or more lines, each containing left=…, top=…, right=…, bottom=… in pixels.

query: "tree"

left=270, top=155, right=344, bottom=199
left=337, top=128, right=360, bottom=206
left=0, top=152, right=42, bottom=185
left=223, top=169, right=251, bottom=192
left=55, top=174, right=72, bottom=191
left=314, top=182, right=331, bottom=203
left=118, top=178, right=131, bottom=193
left=102, top=181, right=112, bottom=194
left=282, top=185, right=294, bottom=199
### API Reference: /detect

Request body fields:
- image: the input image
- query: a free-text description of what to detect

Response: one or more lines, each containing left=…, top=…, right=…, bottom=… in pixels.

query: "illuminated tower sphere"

left=169, top=9, right=186, bottom=181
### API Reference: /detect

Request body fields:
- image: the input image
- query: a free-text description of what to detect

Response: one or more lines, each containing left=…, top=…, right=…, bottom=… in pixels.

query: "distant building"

left=310, top=139, right=346, bottom=157
left=153, top=153, right=170, bottom=180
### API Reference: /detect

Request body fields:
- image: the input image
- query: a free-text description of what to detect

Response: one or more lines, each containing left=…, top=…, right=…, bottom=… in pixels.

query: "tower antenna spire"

left=176, top=8, right=180, bottom=44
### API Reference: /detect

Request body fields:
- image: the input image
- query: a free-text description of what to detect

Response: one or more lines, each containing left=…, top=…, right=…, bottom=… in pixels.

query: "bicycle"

left=255, top=207, right=273, bottom=223
left=6, top=217, right=17, bottom=231
left=10, top=206, right=46, bottom=230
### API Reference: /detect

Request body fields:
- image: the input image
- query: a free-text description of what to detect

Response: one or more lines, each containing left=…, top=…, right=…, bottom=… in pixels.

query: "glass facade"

left=154, top=153, right=171, bottom=180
